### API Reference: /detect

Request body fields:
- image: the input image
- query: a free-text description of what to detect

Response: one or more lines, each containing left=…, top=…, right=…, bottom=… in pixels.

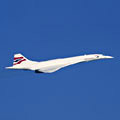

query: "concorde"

left=6, top=53, right=113, bottom=73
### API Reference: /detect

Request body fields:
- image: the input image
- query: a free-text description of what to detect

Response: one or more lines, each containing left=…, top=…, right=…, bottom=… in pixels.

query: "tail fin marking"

left=13, top=54, right=27, bottom=65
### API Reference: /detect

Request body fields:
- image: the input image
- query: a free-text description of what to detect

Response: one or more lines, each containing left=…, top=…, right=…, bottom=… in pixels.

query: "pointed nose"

left=104, top=56, right=114, bottom=59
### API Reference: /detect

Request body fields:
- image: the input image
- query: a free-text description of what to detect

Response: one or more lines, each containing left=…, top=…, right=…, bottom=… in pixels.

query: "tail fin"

left=13, top=53, right=28, bottom=65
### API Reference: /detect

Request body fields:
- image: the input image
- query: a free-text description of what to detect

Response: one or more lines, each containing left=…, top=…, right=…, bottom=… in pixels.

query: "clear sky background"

left=0, top=0, right=120, bottom=120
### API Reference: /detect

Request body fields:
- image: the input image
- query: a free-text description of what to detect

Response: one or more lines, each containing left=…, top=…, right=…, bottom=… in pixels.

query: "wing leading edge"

left=34, top=56, right=86, bottom=73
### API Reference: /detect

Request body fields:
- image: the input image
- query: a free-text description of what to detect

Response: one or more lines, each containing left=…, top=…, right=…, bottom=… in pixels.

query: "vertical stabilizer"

left=13, top=53, right=28, bottom=65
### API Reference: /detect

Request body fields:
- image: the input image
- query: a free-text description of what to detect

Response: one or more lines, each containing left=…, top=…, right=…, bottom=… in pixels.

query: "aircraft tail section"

left=13, top=53, right=28, bottom=65
left=6, top=53, right=36, bottom=70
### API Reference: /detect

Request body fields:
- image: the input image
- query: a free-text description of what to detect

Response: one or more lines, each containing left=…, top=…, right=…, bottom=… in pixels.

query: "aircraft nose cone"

left=104, top=56, right=114, bottom=59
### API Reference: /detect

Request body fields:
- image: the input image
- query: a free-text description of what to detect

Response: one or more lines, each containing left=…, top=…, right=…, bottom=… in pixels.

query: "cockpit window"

left=94, top=55, right=99, bottom=58
left=96, top=55, right=99, bottom=58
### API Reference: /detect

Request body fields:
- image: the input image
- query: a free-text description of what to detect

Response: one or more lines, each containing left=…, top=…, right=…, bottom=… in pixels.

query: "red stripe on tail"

left=13, top=59, right=26, bottom=65
left=14, top=57, right=24, bottom=60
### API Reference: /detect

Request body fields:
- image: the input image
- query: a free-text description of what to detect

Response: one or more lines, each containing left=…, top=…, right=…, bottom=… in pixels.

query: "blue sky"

left=0, top=0, right=120, bottom=120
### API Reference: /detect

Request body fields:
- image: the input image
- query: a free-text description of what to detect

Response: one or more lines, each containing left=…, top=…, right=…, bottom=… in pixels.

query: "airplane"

left=5, top=53, right=113, bottom=73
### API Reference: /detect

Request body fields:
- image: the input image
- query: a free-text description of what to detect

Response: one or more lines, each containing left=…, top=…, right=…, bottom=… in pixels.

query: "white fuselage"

left=6, top=54, right=113, bottom=73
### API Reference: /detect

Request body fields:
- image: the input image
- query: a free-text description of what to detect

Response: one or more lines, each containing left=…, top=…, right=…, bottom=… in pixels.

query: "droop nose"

left=104, top=56, right=114, bottom=59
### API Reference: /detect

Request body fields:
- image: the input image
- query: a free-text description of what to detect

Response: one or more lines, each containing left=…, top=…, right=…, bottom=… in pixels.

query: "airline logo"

left=13, top=57, right=26, bottom=65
